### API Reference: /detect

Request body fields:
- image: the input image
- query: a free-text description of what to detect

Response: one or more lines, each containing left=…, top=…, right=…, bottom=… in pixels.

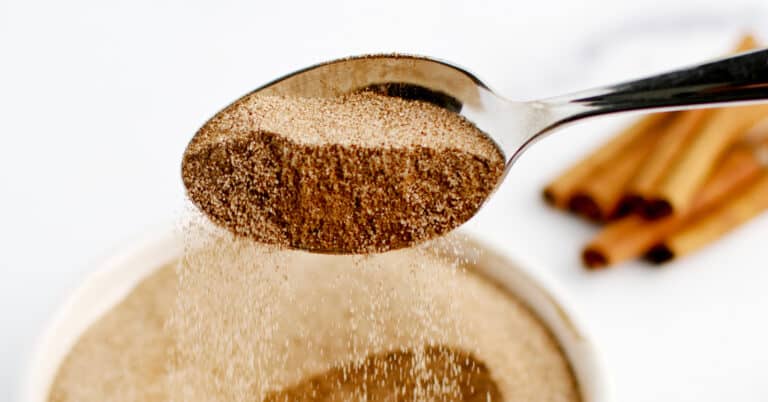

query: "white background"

left=2, top=0, right=768, bottom=401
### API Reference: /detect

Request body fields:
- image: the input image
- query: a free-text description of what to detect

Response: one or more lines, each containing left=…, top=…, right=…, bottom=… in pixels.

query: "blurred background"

left=2, top=0, right=768, bottom=401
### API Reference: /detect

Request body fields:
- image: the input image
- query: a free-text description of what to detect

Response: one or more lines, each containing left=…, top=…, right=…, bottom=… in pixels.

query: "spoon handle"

left=545, top=48, right=768, bottom=123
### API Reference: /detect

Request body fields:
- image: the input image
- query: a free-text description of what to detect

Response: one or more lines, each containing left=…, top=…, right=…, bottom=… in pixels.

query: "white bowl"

left=22, top=226, right=611, bottom=402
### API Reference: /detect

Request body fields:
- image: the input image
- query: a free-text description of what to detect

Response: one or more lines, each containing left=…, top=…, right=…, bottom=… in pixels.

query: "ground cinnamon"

left=182, top=92, right=505, bottom=254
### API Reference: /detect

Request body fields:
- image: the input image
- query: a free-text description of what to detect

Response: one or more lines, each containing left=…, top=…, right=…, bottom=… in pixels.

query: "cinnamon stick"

left=542, top=113, right=672, bottom=208
left=646, top=171, right=768, bottom=263
left=583, top=142, right=765, bottom=268
left=568, top=125, right=663, bottom=221
left=621, top=109, right=712, bottom=218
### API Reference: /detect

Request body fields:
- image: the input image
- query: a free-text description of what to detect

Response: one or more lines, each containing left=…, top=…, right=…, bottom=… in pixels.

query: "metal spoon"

left=187, top=49, right=768, bottom=253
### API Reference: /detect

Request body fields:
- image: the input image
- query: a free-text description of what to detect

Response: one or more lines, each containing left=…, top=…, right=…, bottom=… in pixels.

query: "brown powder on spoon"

left=181, top=91, right=505, bottom=253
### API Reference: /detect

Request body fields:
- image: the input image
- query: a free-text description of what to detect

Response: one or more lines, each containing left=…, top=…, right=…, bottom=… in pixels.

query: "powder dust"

left=167, top=212, right=472, bottom=401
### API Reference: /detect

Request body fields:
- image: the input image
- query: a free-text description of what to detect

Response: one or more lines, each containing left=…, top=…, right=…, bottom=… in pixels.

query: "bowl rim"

left=21, top=225, right=611, bottom=402
left=480, top=244, right=612, bottom=402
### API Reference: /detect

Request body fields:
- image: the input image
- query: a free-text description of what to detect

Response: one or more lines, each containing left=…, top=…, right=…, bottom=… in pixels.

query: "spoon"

left=184, top=49, right=768, bottom=253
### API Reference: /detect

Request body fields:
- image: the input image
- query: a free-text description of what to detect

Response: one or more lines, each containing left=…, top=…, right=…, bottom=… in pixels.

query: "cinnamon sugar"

left=46, top=223, right=581, bottom=402
left=182, top=92, right=505, bottom=253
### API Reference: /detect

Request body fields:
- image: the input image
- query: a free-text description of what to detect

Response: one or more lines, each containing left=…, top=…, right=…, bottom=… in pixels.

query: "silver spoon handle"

left=543, top=48, right=768, bottom=125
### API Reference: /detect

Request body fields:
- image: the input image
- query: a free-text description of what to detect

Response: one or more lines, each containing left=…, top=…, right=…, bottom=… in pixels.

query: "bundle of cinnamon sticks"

left=544, top=34, right=768, bottom=269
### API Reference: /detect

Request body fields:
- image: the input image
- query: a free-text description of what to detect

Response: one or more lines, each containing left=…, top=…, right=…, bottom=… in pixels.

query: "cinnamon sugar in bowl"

left=24, top=226, right=608, bottom=402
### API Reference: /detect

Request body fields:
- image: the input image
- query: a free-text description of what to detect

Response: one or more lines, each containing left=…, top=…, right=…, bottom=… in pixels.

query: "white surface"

left=2, top=1, right=768, bottom=401
left=22, top=227, right=608, bottom=402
